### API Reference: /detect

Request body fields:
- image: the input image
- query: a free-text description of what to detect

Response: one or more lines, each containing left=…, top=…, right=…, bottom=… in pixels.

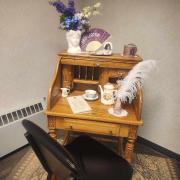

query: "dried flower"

left=94, top=2, right=101, bottom=8
left=92, top=10, right=100, bottom=15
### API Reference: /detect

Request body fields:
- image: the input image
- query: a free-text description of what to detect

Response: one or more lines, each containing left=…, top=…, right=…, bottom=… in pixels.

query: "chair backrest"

left=22, top=120, right=84, bottom=180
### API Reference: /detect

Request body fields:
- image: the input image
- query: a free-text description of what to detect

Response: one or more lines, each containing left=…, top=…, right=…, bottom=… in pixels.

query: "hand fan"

left=80, top=28, right=110, bottom=52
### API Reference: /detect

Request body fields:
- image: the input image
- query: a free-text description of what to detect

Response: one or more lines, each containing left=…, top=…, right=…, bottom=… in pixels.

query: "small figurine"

left=103, top=42, right=113, bottom=55
left=66, top=30, right=81, bottom=54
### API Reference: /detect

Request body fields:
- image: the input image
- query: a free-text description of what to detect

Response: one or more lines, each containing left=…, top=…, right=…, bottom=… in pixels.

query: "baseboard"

left=137, top=136, right=180, bottom=162
left=0, top=144, right=29, bottom=160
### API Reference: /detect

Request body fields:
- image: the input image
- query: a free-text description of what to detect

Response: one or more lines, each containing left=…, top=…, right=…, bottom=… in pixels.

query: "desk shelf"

left=73, top=79, right=99, bottom=85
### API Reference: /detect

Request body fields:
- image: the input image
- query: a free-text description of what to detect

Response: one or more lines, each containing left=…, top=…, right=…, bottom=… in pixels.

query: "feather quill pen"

left=116, top=60, right=156, bottom=103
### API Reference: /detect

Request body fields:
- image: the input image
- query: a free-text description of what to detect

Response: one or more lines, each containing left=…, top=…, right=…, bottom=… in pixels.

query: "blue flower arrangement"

left=49, top=0, right=101, bottom=31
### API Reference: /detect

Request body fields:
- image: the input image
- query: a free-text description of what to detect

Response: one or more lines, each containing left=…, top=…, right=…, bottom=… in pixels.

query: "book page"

left=67, top=96, right=92, bottom=114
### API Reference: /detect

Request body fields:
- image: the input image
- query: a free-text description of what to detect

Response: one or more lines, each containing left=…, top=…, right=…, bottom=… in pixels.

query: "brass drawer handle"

left=109, top=130, right=113, bottom=135
left=69, top=125, right=73, bottom=130
left=95, top=63, right=100, bottom=67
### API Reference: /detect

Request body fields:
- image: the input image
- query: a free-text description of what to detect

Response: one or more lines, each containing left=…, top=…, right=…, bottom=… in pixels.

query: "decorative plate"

left=80, top=28, right=110, bottom=52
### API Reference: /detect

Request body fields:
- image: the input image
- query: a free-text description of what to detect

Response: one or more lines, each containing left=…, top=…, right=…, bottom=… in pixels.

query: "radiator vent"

left=0, top=103, right=44, bottom=127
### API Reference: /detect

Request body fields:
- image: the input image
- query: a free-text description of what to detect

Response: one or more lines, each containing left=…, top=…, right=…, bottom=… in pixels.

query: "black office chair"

left=22, top=120, right=133, bottom=180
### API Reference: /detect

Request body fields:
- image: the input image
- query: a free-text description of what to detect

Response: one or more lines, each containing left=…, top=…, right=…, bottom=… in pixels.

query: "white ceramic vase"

left=66, top=30, right=81, bottom=53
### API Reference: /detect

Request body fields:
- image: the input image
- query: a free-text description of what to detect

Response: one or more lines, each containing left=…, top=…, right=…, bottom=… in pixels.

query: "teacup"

left=85, top=90, right=97, bottom=99
left=61, top=88, right=70, bottom=97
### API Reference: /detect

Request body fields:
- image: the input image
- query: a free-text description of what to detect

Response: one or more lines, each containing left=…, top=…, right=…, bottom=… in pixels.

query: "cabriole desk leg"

left=124, top=126, right=138, bottom=164
left=48, top=117, right=57, bottom=139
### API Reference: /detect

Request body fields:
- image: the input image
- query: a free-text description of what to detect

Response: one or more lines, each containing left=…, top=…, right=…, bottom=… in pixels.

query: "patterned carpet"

left=7, top=148, right=179, bottom=180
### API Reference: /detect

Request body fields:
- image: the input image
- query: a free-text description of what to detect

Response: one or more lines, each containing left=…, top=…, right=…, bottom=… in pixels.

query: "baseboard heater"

left=0, top=98, right=48, bottom=158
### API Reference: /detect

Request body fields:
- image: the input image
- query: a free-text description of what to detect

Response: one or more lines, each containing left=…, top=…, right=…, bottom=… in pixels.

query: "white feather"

left=116, top=60, right=156, bottom=103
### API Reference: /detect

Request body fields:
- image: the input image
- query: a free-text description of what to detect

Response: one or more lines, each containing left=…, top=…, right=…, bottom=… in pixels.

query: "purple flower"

left=68, top=0, right=75, bottom=9
left=63, top=8, right=75, bottom=16
left=50, top=0, right=76, bottom=16
left=49, top=0, right=66, bottom=14
left=63, top=16, right=80, bottom=30
left=64, top=0, right=76, bottom=16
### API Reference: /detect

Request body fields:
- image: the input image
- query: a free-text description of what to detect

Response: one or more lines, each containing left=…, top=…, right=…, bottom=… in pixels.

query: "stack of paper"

left=67, top=96, right=92, bottom=114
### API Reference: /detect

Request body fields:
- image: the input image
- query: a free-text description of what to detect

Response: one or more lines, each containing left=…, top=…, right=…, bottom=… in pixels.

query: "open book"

left=67, top=96, right=92, bottom=114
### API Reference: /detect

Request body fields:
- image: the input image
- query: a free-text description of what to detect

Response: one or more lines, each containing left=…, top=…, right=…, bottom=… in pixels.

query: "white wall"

left=0, top=0, right=68, bottom=113
left=1, top=0, right=180, bottom=154
left=83, top=0, right=180, bottom=153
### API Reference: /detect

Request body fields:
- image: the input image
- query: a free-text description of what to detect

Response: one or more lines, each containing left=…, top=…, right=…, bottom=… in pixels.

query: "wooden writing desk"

left=45, top=52, right=143, bottom=163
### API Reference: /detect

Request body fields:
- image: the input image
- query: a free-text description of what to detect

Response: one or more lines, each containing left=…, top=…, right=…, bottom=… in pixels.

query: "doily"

left=108, top=108, right=128, bottom=117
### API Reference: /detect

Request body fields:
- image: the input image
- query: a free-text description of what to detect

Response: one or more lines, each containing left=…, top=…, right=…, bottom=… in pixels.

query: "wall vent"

left=0, top=102, right=44, bottom=127
left=0, top=98, right=47, bottom=157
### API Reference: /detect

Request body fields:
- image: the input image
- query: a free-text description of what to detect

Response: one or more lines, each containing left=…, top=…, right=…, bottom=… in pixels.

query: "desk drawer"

left=56, top=118, right=120, bottom=137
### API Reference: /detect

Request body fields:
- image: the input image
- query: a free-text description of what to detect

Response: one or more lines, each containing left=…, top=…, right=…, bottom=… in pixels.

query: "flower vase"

left=66, top=30, right=81, bottom=54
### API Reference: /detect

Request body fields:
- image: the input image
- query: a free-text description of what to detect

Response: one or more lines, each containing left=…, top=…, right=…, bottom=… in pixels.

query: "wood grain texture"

left=133, top=85, right=143, bottom=120
left=48, top=116, right=57, bottom=139
left=125, top=126, right=138, bottom=163
left=62, top=64, right=73, bottom=89
left=56, top=117, right=121, bottom=137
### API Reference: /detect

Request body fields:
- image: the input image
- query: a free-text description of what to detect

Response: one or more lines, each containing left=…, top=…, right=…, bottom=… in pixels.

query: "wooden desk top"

left=59, top=52, right=142, bottom=62
left=45, top=90, right=143, bottom=126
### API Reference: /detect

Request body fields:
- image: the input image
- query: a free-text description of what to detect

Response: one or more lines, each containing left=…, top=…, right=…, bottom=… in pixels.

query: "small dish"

left=82, top=94, right=99, bottom=101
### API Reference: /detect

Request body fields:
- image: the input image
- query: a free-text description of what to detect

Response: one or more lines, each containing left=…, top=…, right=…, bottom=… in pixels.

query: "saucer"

left=82, top=94, right=99, bottom=101
left=108, top=108, right=128, bottom=117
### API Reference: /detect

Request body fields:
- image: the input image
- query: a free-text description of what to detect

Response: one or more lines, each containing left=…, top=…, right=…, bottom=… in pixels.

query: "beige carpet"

left=7, top=149, right=179, bottom=180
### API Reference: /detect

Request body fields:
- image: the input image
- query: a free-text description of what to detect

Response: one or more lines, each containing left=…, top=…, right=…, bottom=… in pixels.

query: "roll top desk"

left=45, top=52, right=143, bottom=163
